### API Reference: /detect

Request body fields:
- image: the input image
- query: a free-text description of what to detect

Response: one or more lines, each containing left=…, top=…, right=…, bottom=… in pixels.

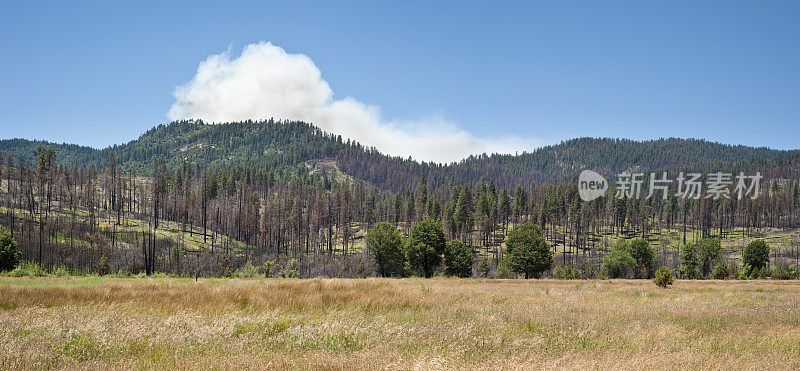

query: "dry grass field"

left=1, top=278, right=799, bottom=370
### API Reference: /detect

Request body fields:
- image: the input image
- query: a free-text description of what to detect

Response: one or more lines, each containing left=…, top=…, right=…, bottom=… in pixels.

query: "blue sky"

left=1, top=1, right=799, bottom=158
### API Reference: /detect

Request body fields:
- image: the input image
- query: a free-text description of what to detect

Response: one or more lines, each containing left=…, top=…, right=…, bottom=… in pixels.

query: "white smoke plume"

left=168, top=42, right=540, bottom=163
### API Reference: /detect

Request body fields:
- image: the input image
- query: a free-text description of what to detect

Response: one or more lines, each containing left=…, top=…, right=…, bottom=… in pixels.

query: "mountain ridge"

left=1, top=120, right=798, bottom=191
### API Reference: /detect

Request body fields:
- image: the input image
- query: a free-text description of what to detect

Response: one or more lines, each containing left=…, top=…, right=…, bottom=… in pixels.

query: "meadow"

left=1, top=277, right=799, bottom=369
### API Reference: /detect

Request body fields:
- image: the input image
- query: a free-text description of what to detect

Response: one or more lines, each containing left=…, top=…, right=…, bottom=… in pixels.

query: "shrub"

left=5, top=267, right=25, bottom=277
left=756, top=266, right=769, bottom=279
left=770, top=265, right=797, bottom=280
left=97, top=256, right=110, bottom=276
left=653, top=266, right=675, bottom=288
left=629, top=238, right=656, bottom=278
left=281, top=259, right=299, bottom=278
left=726, top=261, right=741, bottom=279
left=406, top=219, right=446, bottom=278
left=602, top=241, right=637, bottom=278
left=0, top=233, right=21, bottom=272
left=740, top=264, right=769, bottom=279
left=263, top=260, right=276, bottom=278
left=112, top=268, right=132, bottom=278
left=504, top=224, right=552, bottom=279
left=494, top=262, right=516, bottom=279
left=738, top=264, right=754, bottom=280
left=712, top=262, right=730, bottom=280
left=477, top=257, right=492, bottom=278
left=554, top=265, right=581, bottom=280
left=581, top=263, right=600, bottom=279
left=6, top=261, right=47, bottom=277
left=443, top=240, right=474, bottom=278
left=51, top=265, right=70, bottom=277
left=678, top=243, right=702, bottom=279
left=698, top=238, right=723, bottom=277
left=553, top=265, right=565, bottom=279
left=218, top=255, right=233, bottom=277
left=366, top=222, right=406, bottom=277
left=743, top=240, right=769, bottom=271
left=234, top=261, right=259, bottom=278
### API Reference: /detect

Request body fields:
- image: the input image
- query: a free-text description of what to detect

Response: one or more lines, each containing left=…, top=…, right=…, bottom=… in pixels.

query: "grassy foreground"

left=1, top=278, right=799, bottom=369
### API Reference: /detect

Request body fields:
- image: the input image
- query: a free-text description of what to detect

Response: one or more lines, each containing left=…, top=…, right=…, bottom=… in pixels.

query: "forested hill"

left=1, top=120, right=798, bottom=191
left=446, top=137, right=800, bottom=188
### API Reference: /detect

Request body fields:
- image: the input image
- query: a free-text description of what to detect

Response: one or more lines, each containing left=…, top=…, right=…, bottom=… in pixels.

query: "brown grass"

left=1, top=278, right=799, bottom=370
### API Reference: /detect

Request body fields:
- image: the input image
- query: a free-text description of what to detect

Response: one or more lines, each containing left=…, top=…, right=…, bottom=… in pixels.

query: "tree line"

left=0, top=146, right=798, bottom=279
left=3, top=120, right=799, bottom=194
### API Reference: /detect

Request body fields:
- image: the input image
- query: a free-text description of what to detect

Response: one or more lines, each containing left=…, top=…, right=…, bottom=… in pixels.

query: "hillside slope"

left=1, top=120, right=798, bottom=191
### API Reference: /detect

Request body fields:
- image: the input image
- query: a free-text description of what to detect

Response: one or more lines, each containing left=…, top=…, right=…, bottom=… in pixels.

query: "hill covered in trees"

left=1, top=120, right=798, bottom=192
left=1, top=119, right=800, bottom=280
